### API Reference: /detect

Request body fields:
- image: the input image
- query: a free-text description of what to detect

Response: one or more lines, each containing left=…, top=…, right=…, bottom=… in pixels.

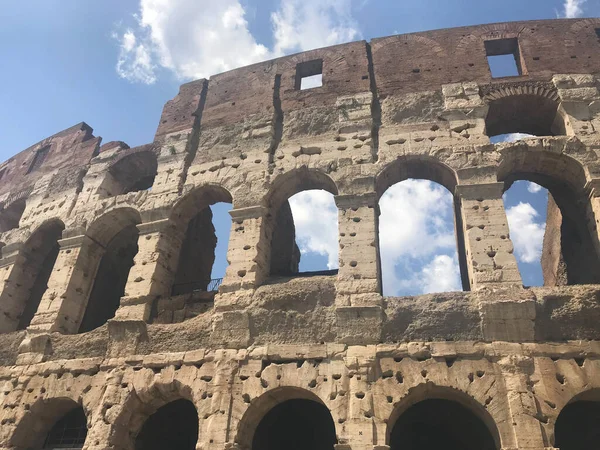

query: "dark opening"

left=252, top=399, right=337, bottom=450
left=18, top=242, right=60, bottom=330
left=43, top=407, right=87, bottom=449
left=555, top=401, right=600, bottom=450
left=0, top=168, right=7, bottom=181
left=295, top=59, right=323, bottom=90
left=108, top=151, right=158, bottom=196
left=390, top=399, right=497, bottom=450
left=135, top=399, right=198, bottom=450
left=595, top=28, right=600, bottom=39
left=27, top=146, right=51, bottom=174
left=486, top=95, right=562, bottom=138
left=485, top=38, right=523, bottom=78
left=0, top=199, right=26, bottom=232
left=172, top=202, right=231, bottom=295
left=79, top=224, right=139, bottom=332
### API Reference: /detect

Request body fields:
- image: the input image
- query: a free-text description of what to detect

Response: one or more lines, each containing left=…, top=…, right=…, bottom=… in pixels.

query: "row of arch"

left=2, top=141, right=600, bottom=332
left=9, top=385, right=599, bottom=450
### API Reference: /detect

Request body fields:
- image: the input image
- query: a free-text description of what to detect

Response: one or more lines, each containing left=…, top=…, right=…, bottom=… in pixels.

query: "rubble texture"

left=0, top=18, right=600, bottom=450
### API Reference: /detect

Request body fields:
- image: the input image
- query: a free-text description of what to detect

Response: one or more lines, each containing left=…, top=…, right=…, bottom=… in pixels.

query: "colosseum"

left=1, top=16, right=600, bottom=450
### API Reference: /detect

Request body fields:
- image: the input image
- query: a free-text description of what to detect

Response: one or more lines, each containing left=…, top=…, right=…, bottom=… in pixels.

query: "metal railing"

left=171, top=278, right=223, bottom=296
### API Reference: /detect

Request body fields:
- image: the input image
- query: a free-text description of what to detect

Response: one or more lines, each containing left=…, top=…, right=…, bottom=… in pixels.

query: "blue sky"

left=1, top=0, right=597, bottom=294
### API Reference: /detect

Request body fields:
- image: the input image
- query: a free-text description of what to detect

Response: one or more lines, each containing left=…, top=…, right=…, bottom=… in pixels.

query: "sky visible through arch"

left=2, top=0, right=598, bottom=293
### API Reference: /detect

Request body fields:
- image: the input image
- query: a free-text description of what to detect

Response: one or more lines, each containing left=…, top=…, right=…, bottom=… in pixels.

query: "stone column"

left=584, top=179, right=600, bottom=259
left=214, top=206, right=269, bottom=311
left=0, top=242, right=26, bottom=332
left=29, top=234, right=104, bottom=334
left=334, top=193, right=381, bottom=307
left=116, top=219, right=184, bottom=322
left=496, top=350, right=549, bottom=450
left=456, top=183, right=522, bottom=290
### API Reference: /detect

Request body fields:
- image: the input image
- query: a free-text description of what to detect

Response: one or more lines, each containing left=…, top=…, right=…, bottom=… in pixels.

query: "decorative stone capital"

left=137, top=218, right=172, bottom=235
left=229, top=206, right=267, bottom=221
left=335, top=192, right=378, bottom=209
left=58, top=234, right=88, bottom=249
left=455, top=182, right=504, bottom=201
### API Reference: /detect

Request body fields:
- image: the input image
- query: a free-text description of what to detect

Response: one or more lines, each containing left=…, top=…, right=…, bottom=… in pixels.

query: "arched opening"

left=43, top=406, right=88, bottom=449
left=555, top=391, right=600, bottom=450
left=170, top=186, right=233, bottom=296
left=10, top=399, right=87, bottom=450
left=376, top=158, right=467, bottom=296
left=135, top=399, right=198, bottom=450
left=389, top=398, right=497, bottom=450
left=78, top=209, right=141, bottom=333
left=499, top=153, right=600, bottom=286
left=485, top=92, right=565, bottom=140
left=267, top=169, right=339, bottom=277
left=17, top=220, right=65, bottom=330
left=0, top=198, right=26, bottom=232
left=252, top=399, right=337, bottom=450
left=102, top=150, right=158, bottom=197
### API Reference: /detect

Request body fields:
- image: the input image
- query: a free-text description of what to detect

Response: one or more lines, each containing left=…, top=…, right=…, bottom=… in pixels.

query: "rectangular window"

left=296, top=59, right=323, bottom=90
left=27, top=146, right=50, bottom=174
left=0, top=168, right=6, bottom=181
left=485, top=38, right=523, bottom=78
left=595, top=28, right=600, bottom=39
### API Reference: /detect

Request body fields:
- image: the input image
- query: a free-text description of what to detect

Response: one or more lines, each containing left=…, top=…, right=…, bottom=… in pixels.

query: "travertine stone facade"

left=0, top=17, right=600, bottom=450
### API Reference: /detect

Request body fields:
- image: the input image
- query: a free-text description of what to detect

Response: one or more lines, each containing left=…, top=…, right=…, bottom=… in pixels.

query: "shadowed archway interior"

left=389, top=399, right=497, bottom=450
left=135, top=399, right=199, bottom=450
left=42, top=407, right=87, bottom=449
left=555, top=400, right=600, bottom=450
left=252, top=399, right=337, bottom=450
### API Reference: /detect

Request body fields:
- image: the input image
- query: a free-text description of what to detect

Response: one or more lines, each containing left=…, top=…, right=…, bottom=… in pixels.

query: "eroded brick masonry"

left=1, top=18, right=600, bottom=450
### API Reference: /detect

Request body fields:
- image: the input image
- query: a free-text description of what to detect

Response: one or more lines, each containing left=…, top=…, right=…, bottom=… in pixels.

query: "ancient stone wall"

left=0, top=17, right=600, bottom=450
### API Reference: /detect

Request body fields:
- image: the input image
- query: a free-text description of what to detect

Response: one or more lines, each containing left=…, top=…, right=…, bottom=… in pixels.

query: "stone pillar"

left=29, top=234, right=104, bottom=334
left=456, top=183, right=522, bottom=290
left=0, top=243, right=26, bottom=332
left=116, top=219, right=184, bottom=322
left=214, top=206, right=269, bottom=311
left=496, top=351, right=548, bottom=450
left=334, top=193, right=381, bottom=307
left=583, top=179, right=600, bottom=260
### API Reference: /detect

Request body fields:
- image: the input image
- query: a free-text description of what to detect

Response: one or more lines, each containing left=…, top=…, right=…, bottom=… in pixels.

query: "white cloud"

left=527, top=182, right=543, bottom=194
left=563, top=0, right=587, bottom=18
left=289, top=190, right=339, bottom=269
left=271, top=0, right=360, bottom=55
left=115, top=0, right=361, bottom=84
left=379, top=180, right=461, bottom=296
left=506, top=202, right=546, bottom=264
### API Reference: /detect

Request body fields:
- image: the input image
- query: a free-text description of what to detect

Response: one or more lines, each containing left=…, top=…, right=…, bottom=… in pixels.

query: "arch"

left=168, top=184, right=233, bottom=297
left=375, top=156, right=458, bottom=199
left=375, top=157, right=468, bottom=293
left=386, top=384, right=500, bottom=450
left=484, top=88, right=564, bottom=138
left=554, top=389, right=600, bottom=449
left=135, top=399, right=199, bottom=450
left=10, top=397, right=87, bottom=450
left=264, top=168, right=339, bottom=277
left=104, top=150, right=158, bottom=196
left=77, top=207, right=142, bottom=332
left=0, top=218, right=64, bottom=332
left=235, top=387, right=337, bottom=450
left=498, top=150, right=600, bottom=286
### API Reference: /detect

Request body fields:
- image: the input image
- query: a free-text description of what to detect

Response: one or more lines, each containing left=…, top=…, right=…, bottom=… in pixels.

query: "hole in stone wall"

left=27, top=145, right=51, bottom=175
left=378, top=179, right=464, bottom=296
left=484, top=38, right=523, bottom=78
left=0, top=198, right=26, bottom=233
left=502, top=180, right=547, bottom=287
left=296, top=59, right=323, bottom=90
left=555, top=400, right=600, bottom=450
left=271, top=189, right=338, bottom=276
left=106, top=150, right=158, bottom=197
left=172, top=201, right=232, bottom=295
left=389, top=399, right=497, bottom=450
left=252, top=398, right=337, bottom=450
left=135, top=399, right=198, bottom=450
left=79, top=224, right=139, bottom=333
left=43, top=407, right=87, bottom=449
